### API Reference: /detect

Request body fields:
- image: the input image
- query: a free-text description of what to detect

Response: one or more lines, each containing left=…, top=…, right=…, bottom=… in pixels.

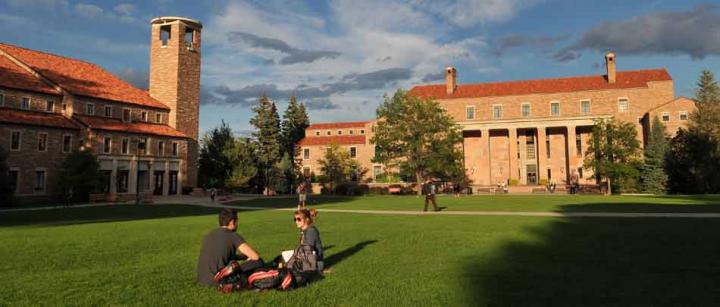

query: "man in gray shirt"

left=196, top=208, right=263, bottom=290
left=423, top=179, right=439, bottom=212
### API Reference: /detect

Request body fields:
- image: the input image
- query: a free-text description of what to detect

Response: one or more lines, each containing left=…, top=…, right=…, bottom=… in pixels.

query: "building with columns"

left=299, top=53, right=695, bottom=190
left=0, top=16, right=202, bottom=201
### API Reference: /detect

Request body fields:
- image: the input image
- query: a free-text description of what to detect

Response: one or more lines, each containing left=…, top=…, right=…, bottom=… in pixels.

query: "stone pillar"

left=177, top=160, right=183, bottom=195
left=483, top=129, right=491, bottom=186
left=508, top=128, right=518, bottom=181
left=148, top=160, right=155, bottom=194
left=163, top=161, right=170, bottom=196
left=566, top=125, right=577, bottom=184
left=128, top=157, right=138, bottom=194
left=537, top=127, right=547, bottom=181
left=110, top=159, right=118, bottom=195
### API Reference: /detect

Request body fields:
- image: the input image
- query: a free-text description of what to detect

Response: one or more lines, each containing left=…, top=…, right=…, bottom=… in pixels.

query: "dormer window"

left=86, top=103, right=95, bottom=115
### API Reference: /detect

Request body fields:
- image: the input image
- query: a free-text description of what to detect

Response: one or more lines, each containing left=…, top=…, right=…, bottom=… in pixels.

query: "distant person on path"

left=297, top=181, right=308, bottom=209
left=197, top=208, right=263, bottom=292
left=210, top=188, right=217, bottom=202
left=422, top=179, right=439, bottom=212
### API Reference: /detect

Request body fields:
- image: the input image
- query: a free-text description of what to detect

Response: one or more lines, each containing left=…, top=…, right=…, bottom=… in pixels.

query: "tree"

left=198, top=121, right=234, bottom=189
left=280, top=95, right=309, bottom=191
left=371, top=89, right=464, bottom=195
left=583, top=119, right=641, bottom=195
left=641, top=116, right=669, bottom=194
left=318, top=143, right=361, bottom=194
left=0, top=145, right=12, bottom=205
left=691, top=70, right=720, bottom=137
left=58, top=149, right=103, bottom=202
left=270, top=153, right=292, bottom=194
left=250, top=94, right=282, bottom=194
left=223, top=137, right=258, bottom=191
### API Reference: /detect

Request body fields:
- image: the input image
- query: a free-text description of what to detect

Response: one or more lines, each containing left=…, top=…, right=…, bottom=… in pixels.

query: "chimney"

left=446, top=66, right=457, bottom=94
left=605, top=52, right=616, bottom=84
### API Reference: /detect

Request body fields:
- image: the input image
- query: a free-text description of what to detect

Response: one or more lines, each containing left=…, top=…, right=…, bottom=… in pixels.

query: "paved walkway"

left=4, top=195, right=720, bottom=219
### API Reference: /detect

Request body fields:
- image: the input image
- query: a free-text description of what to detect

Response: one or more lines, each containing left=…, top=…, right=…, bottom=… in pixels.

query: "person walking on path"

left=210, top=188, right=217, bottom=203
left=297, top=181, right=308, bottom=209
left=422, top=179, right=439, bottom=212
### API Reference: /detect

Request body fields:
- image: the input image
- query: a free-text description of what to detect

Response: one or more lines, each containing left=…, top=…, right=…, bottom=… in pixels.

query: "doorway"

left=154, top=171, right=164, bottom=195
left=526, top=164, right=537, bottom=185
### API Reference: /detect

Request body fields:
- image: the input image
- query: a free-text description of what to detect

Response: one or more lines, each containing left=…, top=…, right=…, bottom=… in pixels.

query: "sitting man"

left=197, top=208, right=263, bottom=291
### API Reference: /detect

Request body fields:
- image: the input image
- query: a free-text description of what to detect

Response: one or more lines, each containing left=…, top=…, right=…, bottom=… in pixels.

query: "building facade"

left=299, top=53, right=695, bottom=189
left=0, top=16, right=202, bottom=201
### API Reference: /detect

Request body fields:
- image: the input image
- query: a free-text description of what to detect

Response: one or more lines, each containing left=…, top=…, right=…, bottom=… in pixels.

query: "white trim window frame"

left=550, top=101, right=561, bottom=116
left=661, top=112, right=670, bottom=122
left=86, top=103, right=95, bottom=115
left=141, top=111, right=148, bottom=122
left=350, top=146, right=357, bottom=158
left=679, top=111, right=688, bottom=121
left=103, top=136, right=112, bottom=154
left=521, top=103, right=531, bottom=118
left=21, top=97, right=31, bottom=110
left=303, top=148, right=310, bottom=160
left=172, top=142, right=179, bottom=156
left=45, top=100, right=54, bottom=112
left=37, top=132, right=48, bottom=152
left=122, top=108, right=132, bottom=123
left=34, top=167, right=47, bottom=194
left=158, top=140, right=164, bottom=156
left=580, top=99, right=591, bottom=115
left=9, top=167, right=20, bottom=194
left=10, top=130, right=22, bottom=151
left=466, top=105, right=475, bottom=120
left=618, top=97, right=629, bottom=113
left=156, top=113, right=162, bottom=123
left=492, top=104, right=503, bottom=119
left=121, top=137, right=130, bottom=155
left=105, top=105, right=113, bottom=117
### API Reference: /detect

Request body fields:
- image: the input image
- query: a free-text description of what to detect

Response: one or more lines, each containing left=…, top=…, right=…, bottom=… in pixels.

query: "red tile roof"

left=408, top=69, right=672, bottom=99
left=0, top=54, right=60, bottom=95
left=0, top=108, right=80, bottom=129
left=74, top=115, right=188, bottom=138
left=298, top=135, right=366, bottom=146
left=307, top=121, right=370, bottom=130
left=0, top=43, right=169, bottom=110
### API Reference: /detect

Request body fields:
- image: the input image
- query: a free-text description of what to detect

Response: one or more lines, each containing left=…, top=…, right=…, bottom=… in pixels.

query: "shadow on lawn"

left=224, top=195, right=359, bottom=210
left=325, top=240, right=378, bottom=268
left=465, top=205, right=720, bottom=305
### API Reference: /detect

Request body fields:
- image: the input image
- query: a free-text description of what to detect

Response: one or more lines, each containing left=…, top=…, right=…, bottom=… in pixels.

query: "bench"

left=475, top=188, right=492, bottom=194
left=532, top=188, right=547, bottom=194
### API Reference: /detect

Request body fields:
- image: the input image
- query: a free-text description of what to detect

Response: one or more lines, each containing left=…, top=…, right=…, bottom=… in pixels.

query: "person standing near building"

left=297, top=181, right=308, bottom=209
left=422, top=179, right=439, bottom=212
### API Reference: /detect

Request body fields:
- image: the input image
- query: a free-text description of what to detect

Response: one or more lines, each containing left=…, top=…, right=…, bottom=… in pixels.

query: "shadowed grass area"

left=3, top=200, right=720, bottom=305
left=228, top=194, right=720, bottom=213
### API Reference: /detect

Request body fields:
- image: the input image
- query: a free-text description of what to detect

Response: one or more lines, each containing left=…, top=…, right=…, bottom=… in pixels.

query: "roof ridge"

left=0, top=42, right=98, bottom=66
left=310, top=120, right=370, bottom=125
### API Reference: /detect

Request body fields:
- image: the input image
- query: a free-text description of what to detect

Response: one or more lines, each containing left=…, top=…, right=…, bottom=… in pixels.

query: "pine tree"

left=280, top=95, right=310, bottom=191
left=691, top=69, right=720, bottom=137
left=641, top=116, right=669, bottom=194
left=372, top=89, right=464, bottom=195
left=250, top=94, right=282, bottom=194
left=224, top=138, right=258, bottom=191
left=198, top=121, right=234, bottom=189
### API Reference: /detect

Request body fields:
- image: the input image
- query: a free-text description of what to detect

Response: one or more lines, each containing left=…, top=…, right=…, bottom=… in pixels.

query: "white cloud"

left=409, top=0, right=540, bottom=27
left=75, top=3, right=103, bottom=19
left=113, top=3, right=135, bottom=15
left=1, top=0, right=68, bottom=8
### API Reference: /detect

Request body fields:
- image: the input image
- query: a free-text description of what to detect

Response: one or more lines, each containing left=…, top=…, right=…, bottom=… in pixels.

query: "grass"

left=3, top=196, right=720, bottom=305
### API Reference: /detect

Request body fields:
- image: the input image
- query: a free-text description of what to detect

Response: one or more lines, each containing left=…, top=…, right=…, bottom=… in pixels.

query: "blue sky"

left=1, top=0, right=719, bottom=136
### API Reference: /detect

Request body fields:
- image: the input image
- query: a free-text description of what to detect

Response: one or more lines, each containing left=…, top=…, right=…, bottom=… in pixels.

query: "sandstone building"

left=0, top=16, right=202, bottom=201
left=299, top=53, right=695, bottom=189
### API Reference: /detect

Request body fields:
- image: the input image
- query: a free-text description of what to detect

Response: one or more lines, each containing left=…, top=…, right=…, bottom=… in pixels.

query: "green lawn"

left=3, top=196, right=720, bottom=305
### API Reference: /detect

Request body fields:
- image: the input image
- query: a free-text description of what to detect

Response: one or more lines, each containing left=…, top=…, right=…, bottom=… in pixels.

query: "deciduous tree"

left=198, top=121, right=234, bottom=188
left=58, top=149, right=103, bottom=202
left=584, top=119, right=641, bottom=195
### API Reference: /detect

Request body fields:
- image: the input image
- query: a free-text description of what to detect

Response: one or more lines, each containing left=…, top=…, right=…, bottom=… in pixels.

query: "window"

left=0, top=92, right=4, bottom=106
left=466, top=106, right=475, bottom=120
left=121, top=138, right=129, bottom=154
left=679, top=111, right=688, bottom=121
left=373, top=165, right=382, bottom=180
left=338, top=130, right=342, bottom=135
left=350, top=147, right=357, bottom=158
left=158, top=141, right=164, bottom=156
left=10, top=131, right=21, bottom=151
left=105, top=105, right=112, bottom=117
left=8, top=169, right=18, bottom=193
left=360, top=129, right=365, bottom=134
left=103, top=137, right=112, bottom=154
left=21, top=97, right=30, bottom=110
left=661, top=112, right=670, bottom=122
left=37, top=133, right=47, bottom=152
left=315, top=131, right=320, bottom=136
left=156, top=113, right=162, bottom=123
left=547, top=169, right=552, bottom=180
left=62, top=134, right=72, bottom=153
left=578, top=167, right=584, bottom=179
left=550, top=102, right=560, bottom=116
left=349, top=130, right=354, bottom=135
left=492, top=104, right=503, bottom=119
left=618, top=98, right=629, bottom=113
left=86, top=103, right=95, bottom=115
left=45, top=100, right=54, bottom=112
left=326, top=131, right=331, bottom=136
left=62, top=103, right=67, bottom=113
left=138, top=138, right=147, bottom=155
left=521, top=103, right=531, bottom=118
left=35, top=169, right=46, bottom=192
left=172, top=142, right=179, bottom=156
left=581, top=100, right=591, bottom=114
left=141, top=111, right=148, bottom=122
left=546, top=139, right=551, bottom=159
left=576, top=134, right=582, bottom=157
left=303, top=148, right=310, bottom=160
left=122, top=108, right=131, bottom=122
left=185, top=27, right=195, bottom=49
left=160, top=25, right=171, bottom=47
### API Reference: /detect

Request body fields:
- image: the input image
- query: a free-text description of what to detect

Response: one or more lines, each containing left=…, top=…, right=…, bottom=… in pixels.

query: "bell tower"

left=149, top=16, right=202, bottom=188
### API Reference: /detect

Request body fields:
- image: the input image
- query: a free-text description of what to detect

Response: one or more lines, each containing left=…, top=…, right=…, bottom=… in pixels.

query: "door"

left=526, top=164, right=537, bottom=185
left=169, top=171, right=178, bottom=195
left=154, top=171, right=164, bottom=195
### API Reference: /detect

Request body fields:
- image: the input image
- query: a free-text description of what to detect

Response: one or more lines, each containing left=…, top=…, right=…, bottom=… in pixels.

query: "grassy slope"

left=3, top=204, right=720, bottom=305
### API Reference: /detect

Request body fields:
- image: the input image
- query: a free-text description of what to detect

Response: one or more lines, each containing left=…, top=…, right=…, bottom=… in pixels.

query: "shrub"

left=538, top=178, right=548, bottom=186
left=508, top=179, right=519, bottom=186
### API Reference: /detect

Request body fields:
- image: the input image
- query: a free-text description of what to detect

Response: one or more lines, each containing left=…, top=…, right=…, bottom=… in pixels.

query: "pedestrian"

left=297, top=180, right=308, bottom=209
left=422, top=179, right=439, bottom=212
left=210, top=187, right=217, bottom=203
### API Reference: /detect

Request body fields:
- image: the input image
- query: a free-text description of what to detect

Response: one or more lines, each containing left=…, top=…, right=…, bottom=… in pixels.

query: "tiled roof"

left=408, top=69, right=672, bottom=99
left=0, top=54, right=60, bottom=95
left=298, top=135, right=366, bottom=146
left=0, top=108, right=80, bottom=129
left=74, top=115, right=188, bottom=138
left=0, top=43, right=169, bottom=110
left=307, top=121, right=370, bottom=130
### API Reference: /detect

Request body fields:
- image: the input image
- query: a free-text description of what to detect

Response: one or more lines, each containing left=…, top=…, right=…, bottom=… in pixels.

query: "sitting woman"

left=291, top=209, right=324, bottom=272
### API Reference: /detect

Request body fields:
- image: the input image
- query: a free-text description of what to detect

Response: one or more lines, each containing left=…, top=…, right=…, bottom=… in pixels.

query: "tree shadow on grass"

left=556, top=201, right=720, bottom=213
left=465, top=206, right=720, bottom=305
left=325, top=240, right=378, bottom=268
left=224, top=195, right=359, bottom=210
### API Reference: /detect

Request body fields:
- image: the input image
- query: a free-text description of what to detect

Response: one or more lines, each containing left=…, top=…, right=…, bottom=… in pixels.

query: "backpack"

left=247, top=269, right=295, bottom=290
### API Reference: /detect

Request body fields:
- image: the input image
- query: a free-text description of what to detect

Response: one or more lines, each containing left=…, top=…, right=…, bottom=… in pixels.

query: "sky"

left=1, top=0, right=720, bottom=136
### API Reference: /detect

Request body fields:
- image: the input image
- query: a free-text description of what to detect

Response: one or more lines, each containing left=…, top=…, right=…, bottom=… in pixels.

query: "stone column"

left=508, top=128, right=518, bottom=181
left=163, top=161, right=170, bottom=196
left=566, top=125, right=577, bottom=184
left=483, top=129, right=491, bottom=186
left=128, top=157, right=138, bottom=194
left=177, top=160, right=183, bottom=195
left=537, top=127, right=547, bottom=181
left=110, top=159, right=118, bottom=195
left=148, top=160, right=155, bottom=194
